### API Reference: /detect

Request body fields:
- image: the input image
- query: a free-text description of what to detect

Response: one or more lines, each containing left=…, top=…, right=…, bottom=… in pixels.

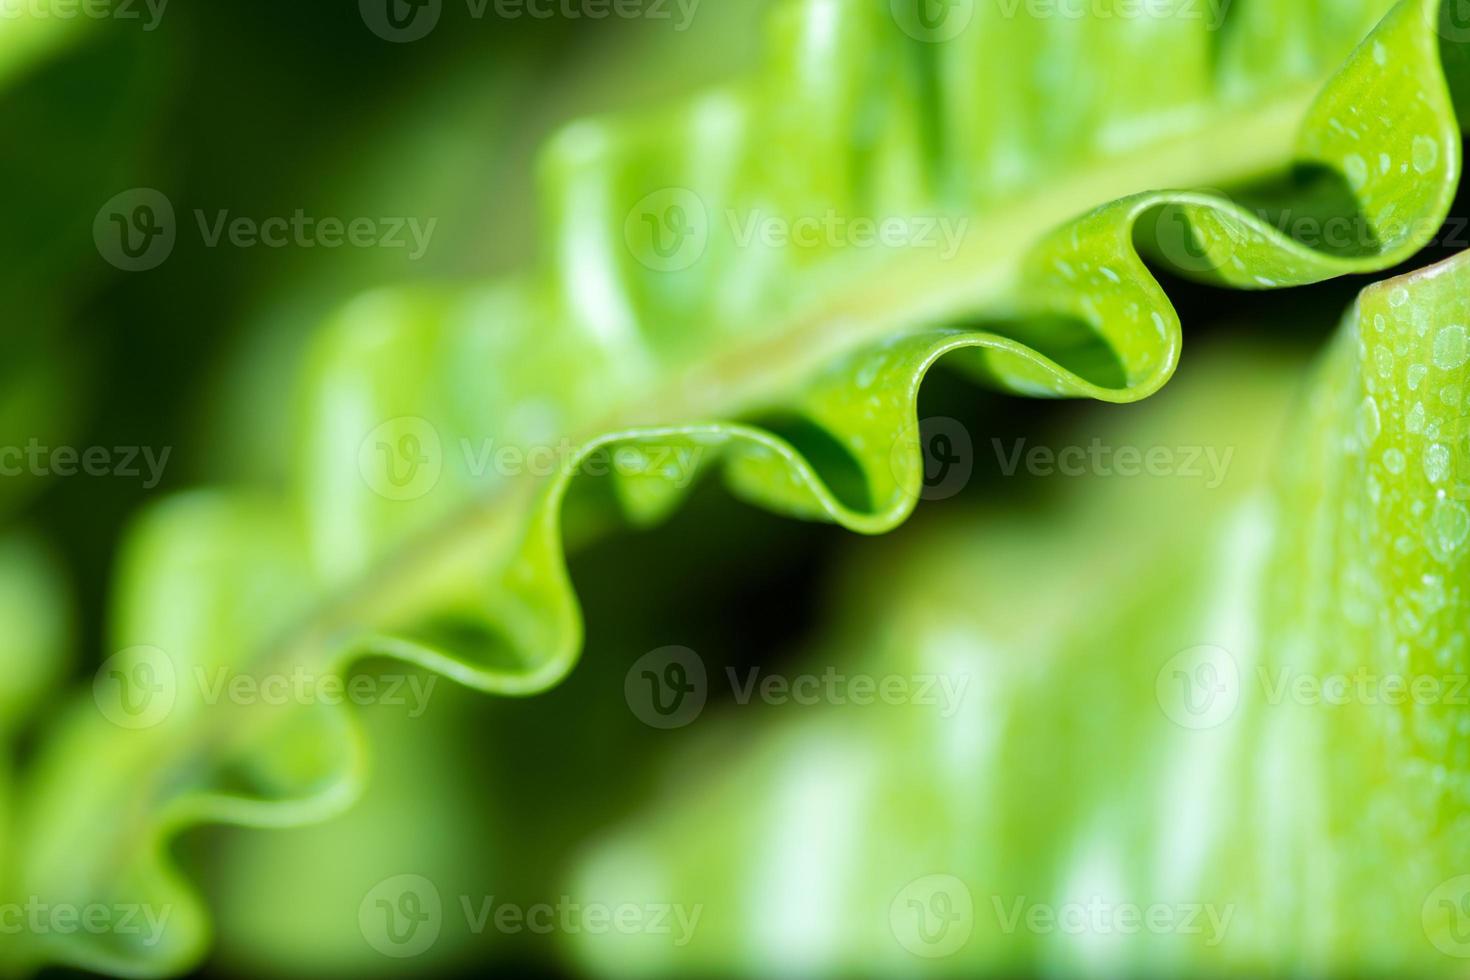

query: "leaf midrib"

left=137, top=81, right=1320, bottom=821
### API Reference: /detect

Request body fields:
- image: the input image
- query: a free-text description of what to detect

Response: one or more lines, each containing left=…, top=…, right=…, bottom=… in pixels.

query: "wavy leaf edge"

left=15, top=0, right=1470, bottom=974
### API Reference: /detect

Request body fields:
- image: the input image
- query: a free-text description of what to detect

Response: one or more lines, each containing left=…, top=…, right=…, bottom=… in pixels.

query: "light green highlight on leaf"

left=12, top=0, right=1470, bottom=973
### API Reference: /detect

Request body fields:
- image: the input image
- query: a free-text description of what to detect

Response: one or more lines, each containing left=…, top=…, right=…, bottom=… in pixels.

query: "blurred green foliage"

left=5, top=0, right=1470, bottom=977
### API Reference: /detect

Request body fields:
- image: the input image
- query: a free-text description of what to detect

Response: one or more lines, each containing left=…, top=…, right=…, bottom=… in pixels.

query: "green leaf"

left=13, top=0, right=1470, bottom=973
left=0, top=20, right=169, bottom=316
left=0, top=532, right=71, bottom=979
left=0, top=3, right=87, bottom=91
left=0, top=534, right=70, bottom=731
left=561, top=249, right=1470, bottom=975
left=1258, top=249, right=1470, bottom=966
left=202, top=676, right=501, bottom=976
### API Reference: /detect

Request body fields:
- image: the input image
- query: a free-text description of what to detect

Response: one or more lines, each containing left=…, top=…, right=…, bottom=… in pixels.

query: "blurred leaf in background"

left=6, top=0, right=1470, bottom=977
left=564, top=252, right=1470, bottom=976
